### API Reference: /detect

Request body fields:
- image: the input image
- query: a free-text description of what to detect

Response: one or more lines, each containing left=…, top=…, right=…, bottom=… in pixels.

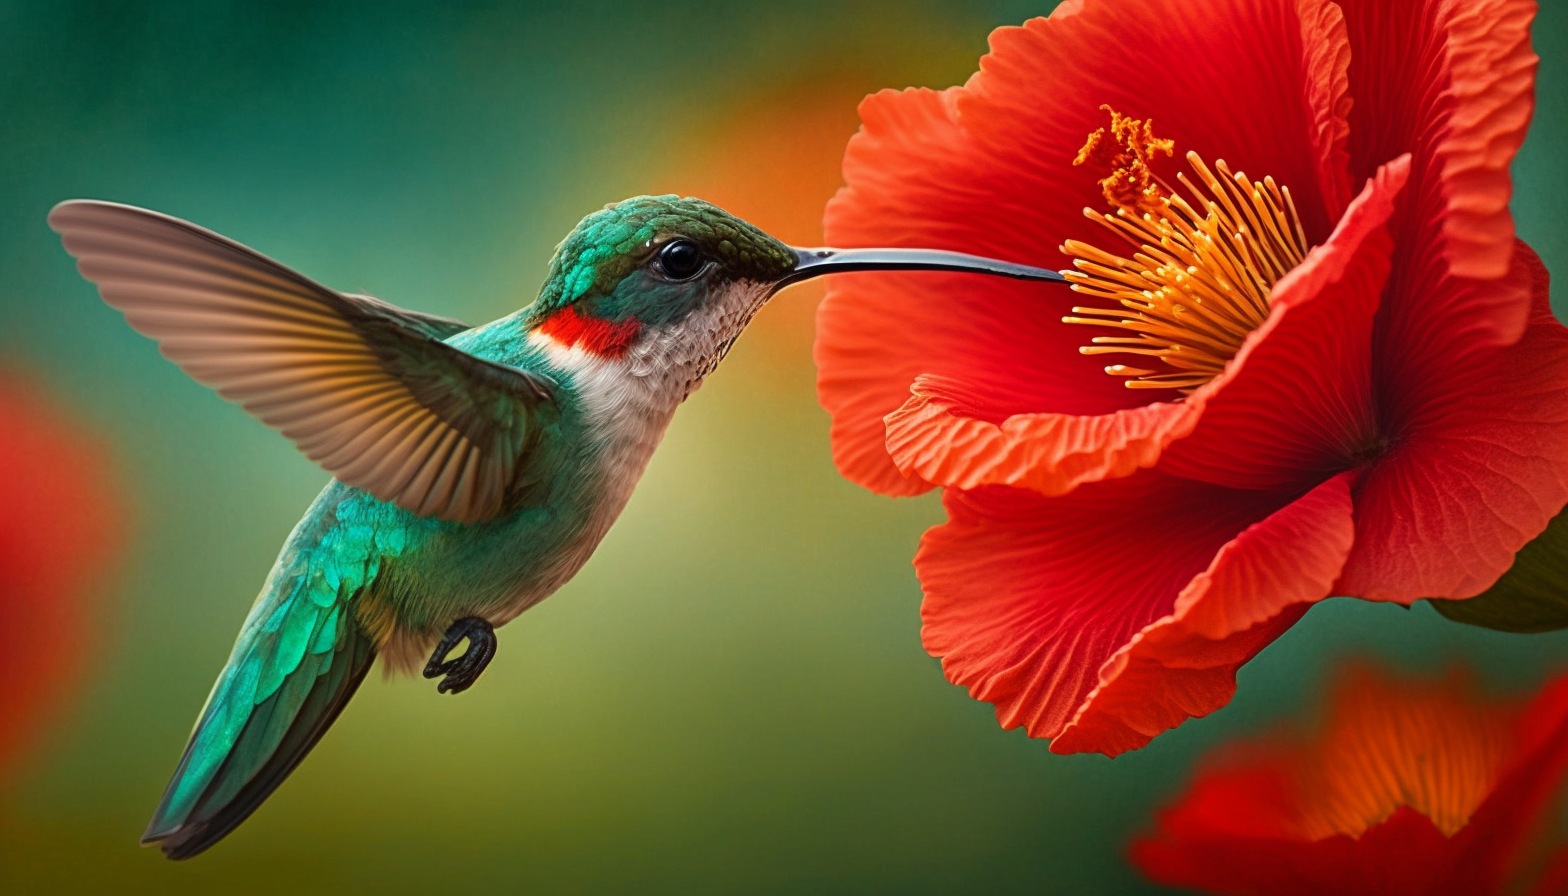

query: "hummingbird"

left=49, top=195, right=1064, bottom=859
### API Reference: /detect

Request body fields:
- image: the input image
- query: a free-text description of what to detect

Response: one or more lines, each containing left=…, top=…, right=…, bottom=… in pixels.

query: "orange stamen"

left=1062, top=107, right=1309, bottom=393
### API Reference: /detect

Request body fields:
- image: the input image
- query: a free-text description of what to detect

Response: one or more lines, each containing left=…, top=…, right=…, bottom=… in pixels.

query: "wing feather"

left=50, top=199, right=556, bottom=522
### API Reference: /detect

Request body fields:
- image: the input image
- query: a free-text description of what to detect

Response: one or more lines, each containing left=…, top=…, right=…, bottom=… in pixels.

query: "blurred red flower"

left=815, top=0, right=1564, bottom=754
left=0, top=372, right=122, bottom=787
left=1132, top=665, right=1568, bottom=896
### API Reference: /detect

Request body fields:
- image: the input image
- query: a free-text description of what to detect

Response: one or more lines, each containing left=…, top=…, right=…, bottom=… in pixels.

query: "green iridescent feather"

left=143, top=499, right=386, bottom=859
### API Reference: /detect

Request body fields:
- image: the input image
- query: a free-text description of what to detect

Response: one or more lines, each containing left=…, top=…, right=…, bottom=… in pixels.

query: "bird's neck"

left=524, top=324, right=687, bottom=533
left=529, top=279, right=773, bottom=399
left=534, top=305, right=642, bottom=360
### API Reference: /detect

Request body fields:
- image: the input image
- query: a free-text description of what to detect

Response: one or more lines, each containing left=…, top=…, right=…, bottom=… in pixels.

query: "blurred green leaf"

left=1429, top=508, right=1568, bottom=633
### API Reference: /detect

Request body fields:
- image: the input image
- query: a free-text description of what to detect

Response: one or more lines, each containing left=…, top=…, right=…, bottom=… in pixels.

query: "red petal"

left=916, top=472, right=1290, bottom=747
left=1339, top=245, right=1568, bottom=600
left=814, top=84, right=1129, bottom=496
left=1135, top=804, right=1474, bottom=896
left=1133, top=667, right=1568, bottom=896
left=816, top=0, right=1356, bottom=495
left=1455, top=673, right=1568, bottom=892
left=889, top=157, right=1407, bottom=497
left=1292, top=666, right=1516, bottom=840
left=1338, top=0, right=1540, bottom=415
left=1053, top=472, right=1355, bottom=756
left=1297, top=0, right=1356, bottom=219
left=1340, top=0, right=1538, bottom=286
left=962, top=0, right=1352, bottom=243
left=1528, top=847, right=1568, bottom=896
left=883, top=375, right=1199, bottom=497
left=1145, top=158, right=1407, bottom=491
left=813, top=259, right=1096, bottom=497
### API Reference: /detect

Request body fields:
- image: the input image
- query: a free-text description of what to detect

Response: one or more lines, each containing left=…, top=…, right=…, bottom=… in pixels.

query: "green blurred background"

left=1, top=2, right=1565, bottom=893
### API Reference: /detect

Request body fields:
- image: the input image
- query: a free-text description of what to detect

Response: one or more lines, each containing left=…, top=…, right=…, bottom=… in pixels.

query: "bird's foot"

left=422, top=617, right=497, bottom=695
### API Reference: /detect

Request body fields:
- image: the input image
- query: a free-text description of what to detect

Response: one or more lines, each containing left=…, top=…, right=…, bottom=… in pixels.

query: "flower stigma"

left=1062, top=106, right=1309, bottom=392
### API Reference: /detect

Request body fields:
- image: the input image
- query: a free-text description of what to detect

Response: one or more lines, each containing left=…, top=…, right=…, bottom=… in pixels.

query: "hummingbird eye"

left=655, top=239, right=705, bottom=281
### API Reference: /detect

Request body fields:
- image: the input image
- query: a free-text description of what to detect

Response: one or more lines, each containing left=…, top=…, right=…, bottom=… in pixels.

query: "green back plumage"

left=143, top=508, right=383, bottom=860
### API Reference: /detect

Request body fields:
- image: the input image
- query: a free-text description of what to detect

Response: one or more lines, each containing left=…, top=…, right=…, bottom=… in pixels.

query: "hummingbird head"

left=525, top=195, right=1062, bottom=378
left=526, top=195, right=794, bottom=346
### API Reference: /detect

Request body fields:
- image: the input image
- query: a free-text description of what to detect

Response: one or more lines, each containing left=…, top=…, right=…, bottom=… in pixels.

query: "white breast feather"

left=502, top=279, right=771, bottom=618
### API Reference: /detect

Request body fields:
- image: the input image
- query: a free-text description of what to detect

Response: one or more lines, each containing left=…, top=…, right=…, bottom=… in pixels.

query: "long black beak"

left=773, top=246, right=1067, bottom=293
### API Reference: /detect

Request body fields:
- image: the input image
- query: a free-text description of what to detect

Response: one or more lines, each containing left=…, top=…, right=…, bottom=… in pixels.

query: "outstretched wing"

left=50, top=200, right=555, bottom=523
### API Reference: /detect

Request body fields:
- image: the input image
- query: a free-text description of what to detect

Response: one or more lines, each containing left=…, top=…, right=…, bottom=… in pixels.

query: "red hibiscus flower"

left=1131, top=664, right=1568, bottom=896
left=814, top=0, right=1564, bottom=755
left=0, top=372, right=123, bottom=787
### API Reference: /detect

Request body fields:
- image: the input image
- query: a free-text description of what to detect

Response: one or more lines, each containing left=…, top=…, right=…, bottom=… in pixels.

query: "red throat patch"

left=537, top=306, right=642, bottom=359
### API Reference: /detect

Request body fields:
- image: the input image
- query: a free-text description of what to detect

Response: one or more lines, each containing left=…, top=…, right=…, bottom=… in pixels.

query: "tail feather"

left=143, top=562, right=378, bottom=859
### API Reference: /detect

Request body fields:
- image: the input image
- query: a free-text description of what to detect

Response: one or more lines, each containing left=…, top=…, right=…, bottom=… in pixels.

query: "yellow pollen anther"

left=1063, top=109, right=1309, bottom=393
left=1073, top=104, right=1175, bottom=216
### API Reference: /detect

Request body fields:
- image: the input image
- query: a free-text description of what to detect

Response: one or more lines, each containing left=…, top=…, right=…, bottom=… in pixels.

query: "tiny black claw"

left=422, top=617, right=497, bottom=695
